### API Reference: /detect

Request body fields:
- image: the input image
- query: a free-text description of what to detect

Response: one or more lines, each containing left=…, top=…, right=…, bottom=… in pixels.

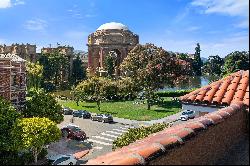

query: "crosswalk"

left=85, top=125, right=134, bottom=149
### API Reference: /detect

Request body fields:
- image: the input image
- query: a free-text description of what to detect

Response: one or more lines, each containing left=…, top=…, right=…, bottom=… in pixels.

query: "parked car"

left=61, top=124, right=86, bottom=141
left=180, top=110, right=196, bottom=121
left=72, top=110, right=91, bottom=119
left=47, top=154, right=77, bottom=165
left=63, top=107, right=73, bottom=115
left=90, top=114, right=113, bottom=123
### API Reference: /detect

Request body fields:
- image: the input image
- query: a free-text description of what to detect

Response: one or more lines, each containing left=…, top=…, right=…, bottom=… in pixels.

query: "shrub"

left=112, top=123, right=169, bottom=150
left=155, top=88, right=197, bottom=97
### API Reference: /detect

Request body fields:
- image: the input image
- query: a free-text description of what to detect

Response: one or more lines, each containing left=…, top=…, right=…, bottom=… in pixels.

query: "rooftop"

left=180, top=70, right=249, bottom=107
left=0, top=53, right=26, bottom=62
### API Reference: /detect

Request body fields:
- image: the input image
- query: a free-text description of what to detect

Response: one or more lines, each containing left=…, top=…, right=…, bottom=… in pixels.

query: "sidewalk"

left=113, top=111, right=183, bottom=127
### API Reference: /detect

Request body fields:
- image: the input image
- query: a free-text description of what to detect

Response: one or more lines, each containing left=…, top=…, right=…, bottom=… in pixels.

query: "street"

left=48, top=112, right=186, bottom=164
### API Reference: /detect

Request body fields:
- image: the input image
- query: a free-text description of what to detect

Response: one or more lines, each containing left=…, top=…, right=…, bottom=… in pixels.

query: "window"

left=11, top=75, right=18, bottom=86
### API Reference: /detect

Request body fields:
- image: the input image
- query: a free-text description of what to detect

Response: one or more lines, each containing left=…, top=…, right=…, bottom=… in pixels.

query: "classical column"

left=99, top=47, right=104, bottom=68
left=88, top=48, right=92, bottom=68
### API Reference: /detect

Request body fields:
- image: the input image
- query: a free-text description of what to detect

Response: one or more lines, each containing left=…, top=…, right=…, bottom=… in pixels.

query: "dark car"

left=63, top=107, right=73, bottom=115
left=61, top=124, right=86, bottom=141
left=73, top=110, right=91, bottom=119
left=90, top=114, right=113, bottom=123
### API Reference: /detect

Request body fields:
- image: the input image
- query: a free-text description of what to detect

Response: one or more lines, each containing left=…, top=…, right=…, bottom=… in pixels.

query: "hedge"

left=155, top=88, right=197, bottom=97
left=112, top=123, right=170, bottom=150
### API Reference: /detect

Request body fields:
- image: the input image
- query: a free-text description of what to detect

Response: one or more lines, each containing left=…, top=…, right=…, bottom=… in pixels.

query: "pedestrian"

left=71, top=117, right=75, bottom=123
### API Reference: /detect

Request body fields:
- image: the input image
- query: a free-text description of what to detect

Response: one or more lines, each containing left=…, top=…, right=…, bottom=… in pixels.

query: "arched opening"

left=104, top=49, right=121, bottom=77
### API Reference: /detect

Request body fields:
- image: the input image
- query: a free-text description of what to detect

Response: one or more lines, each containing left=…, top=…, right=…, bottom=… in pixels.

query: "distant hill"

left=201, top=57, right=208, bottom=63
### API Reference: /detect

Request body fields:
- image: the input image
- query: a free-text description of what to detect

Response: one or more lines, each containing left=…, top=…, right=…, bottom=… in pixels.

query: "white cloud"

left=174, top=7, right=190, bottom=23
left=236, top=20, right=249, bottom=28
left=186, top=26, right=201, bottom=32
left=191, top=0, right=249, bottom=29
left=0, top=0, right=25, bottom=8
left=65, top=30, right=89, bottom=39
left=191, top=0, right=249, bottom=17
left=24, top=19, right=48, bottom=31
left=201, top=35, right=249, bottom=57
left=14, top=0, right=25, bottom=6
left=85, top=14, right=97, bottom=18
left=0, top=38, right=6, bottom=44
left=0, top=0, right=11, bottom=8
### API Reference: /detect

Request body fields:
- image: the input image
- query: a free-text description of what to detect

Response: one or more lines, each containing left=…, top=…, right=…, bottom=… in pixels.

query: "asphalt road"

left=57, top=115, right=132, bottom=163
left=52, top=113, right=186, bottom=164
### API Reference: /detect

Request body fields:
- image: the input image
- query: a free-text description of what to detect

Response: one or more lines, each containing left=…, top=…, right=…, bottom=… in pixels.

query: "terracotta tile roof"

left=85, top=102, right=246, bottom=165
left=180, top=70, right=249, bottom=107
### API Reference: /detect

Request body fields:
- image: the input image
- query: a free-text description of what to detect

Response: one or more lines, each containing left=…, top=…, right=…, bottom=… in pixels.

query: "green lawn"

left=58, top=98, right=182, bottom=121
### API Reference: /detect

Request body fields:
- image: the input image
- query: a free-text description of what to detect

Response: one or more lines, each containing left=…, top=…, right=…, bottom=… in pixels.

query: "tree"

left=222, top=51, right=249, bottom=76
left=71, top=54, right=86, bottom=85
left=39, top=51, right=69, bottom=90
left=26, top=62, right=44, bottom=90
left=192, top=43, right=203, bottom=76
left=0, top=97, right=20, bottom=151
left=24, top=91, right=63, bottom=124
left=120, top=43, right=192, bottom=110
left=12, top=117, right=61, bottom=164
left=202, top=55, right=224, bottom=76
left=74, top=77, right=109, bottom=112
left=104, top=51, right=116, bottom=77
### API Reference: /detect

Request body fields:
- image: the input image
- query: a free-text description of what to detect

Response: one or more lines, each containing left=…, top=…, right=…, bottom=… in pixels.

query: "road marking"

left=92, top=136, right=114, bottom=142
left=113, top=129, right=127, bottom=132
left=106, top=131, right=123, bottom=135
left=101, top=132, right=118, bottom=138
left=93, top=146, right=103, bottom=150
left=87, top=139, right=112, bottom=146
left=120, top=127, right=129, bottom=130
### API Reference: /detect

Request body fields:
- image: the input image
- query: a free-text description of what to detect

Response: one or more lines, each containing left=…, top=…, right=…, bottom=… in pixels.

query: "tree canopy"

left=0, top=97, right=20, bottom=151
left=26, top=62, right=44, bottom=90
left=24, top=91, right=63, bottom=124
left=120, top=43, right=192, bottom=109
left=74, top=76, right=109, bottom=111
left=222, top=51, right=249, bottom=76
left=71, top=54, right=86, bottom=85
left=192, top=43, right=203, bottom=76
left=202, top=55, right=224, bottom=76
left=12, top=117, right=61, bottom=163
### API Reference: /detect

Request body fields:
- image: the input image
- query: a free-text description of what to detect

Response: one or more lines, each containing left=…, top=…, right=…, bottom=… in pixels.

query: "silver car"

left=180, top=110, right=196, bottom=121
left=47, top=154, right=77, bottom=165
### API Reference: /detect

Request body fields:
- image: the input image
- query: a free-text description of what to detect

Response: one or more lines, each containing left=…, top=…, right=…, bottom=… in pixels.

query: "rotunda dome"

left=97, top=22, right=129, bottom=31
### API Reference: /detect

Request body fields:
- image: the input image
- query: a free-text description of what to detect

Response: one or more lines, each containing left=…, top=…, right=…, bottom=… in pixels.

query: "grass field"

left=58, top=97, right=182, bottom=121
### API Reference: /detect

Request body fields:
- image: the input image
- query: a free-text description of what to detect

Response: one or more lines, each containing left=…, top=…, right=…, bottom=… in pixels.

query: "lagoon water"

left=159, top=75, right=220, bottom=91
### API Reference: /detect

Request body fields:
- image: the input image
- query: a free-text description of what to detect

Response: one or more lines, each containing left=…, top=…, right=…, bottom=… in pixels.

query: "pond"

left=159, top=75, right=220, bottom=91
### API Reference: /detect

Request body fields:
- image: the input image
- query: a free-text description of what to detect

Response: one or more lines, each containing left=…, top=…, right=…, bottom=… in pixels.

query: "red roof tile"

left=180, top=70, right=249, bottom=107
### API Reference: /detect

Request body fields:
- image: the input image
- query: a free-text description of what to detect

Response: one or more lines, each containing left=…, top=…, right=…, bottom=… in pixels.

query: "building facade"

left=87, top=22, right=139, bottom=76
left=0, top=54, right=26, bottom=110
left=0, top=44, right=36, bottom=62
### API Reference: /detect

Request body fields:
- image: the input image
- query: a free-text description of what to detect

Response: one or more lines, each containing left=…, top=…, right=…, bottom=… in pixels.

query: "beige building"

left=0, top=54, right=26, bottom=110
left=87, top=22, right=139, bottom=76
left=0, top=44, right=36, bottom=62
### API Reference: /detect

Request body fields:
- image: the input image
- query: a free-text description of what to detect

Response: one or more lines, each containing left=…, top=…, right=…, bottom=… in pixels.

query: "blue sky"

left=0, top=0, right=249, bottom=58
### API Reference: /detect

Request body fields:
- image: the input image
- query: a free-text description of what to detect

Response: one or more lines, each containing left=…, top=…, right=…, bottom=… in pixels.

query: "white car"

left=47, top=154, right=77, bottom=165
left=180, top=110, right=196, bottom=121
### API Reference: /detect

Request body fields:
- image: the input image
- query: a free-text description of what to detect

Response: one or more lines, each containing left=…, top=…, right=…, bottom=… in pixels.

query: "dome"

left=97, top=22, right=129, bottom=31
